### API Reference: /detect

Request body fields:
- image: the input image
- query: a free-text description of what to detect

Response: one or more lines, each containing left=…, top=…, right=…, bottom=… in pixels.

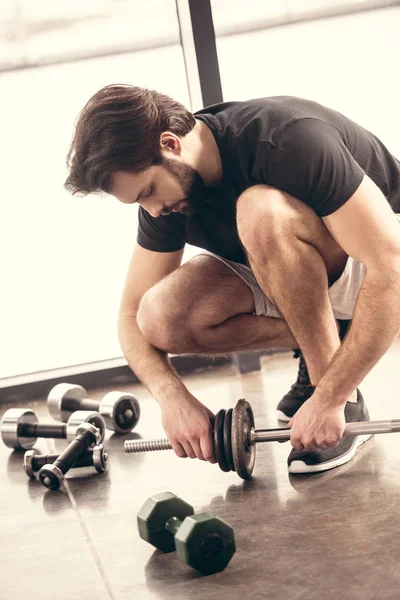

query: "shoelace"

left=290, top=349, right=310, bottom=393
left=289, top=321, right=351, bottom=395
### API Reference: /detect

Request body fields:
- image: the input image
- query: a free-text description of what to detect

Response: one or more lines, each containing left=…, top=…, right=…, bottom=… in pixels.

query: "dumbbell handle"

left=19, top=423, right=67, bottom=438
left=125, top=438, right=172, bottom=452
left=165, top=516, right=182, bottom=537
left=54, top=428, right=97, bottom=475
left=124, top=419, right=400, bottom=454
left=62, top=397, right=100, bottom=413
left=30, top=450, right=96, bottom=472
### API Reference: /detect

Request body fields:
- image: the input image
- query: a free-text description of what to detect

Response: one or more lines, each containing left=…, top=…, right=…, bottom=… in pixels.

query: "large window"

left=1, top=2, right=192, bottom=379
left=0, top=1, right=180, bottom=70
left=211, top=2, right=400, bottom=152
left=210, top=0, right=398, bottom=34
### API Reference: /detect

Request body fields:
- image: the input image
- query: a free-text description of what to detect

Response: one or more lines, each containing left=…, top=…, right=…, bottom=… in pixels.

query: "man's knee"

left=136, top=256, right=215, bottom=352
left=236, top=185, right=293, bottom=256
left=136, top=282, right=187, bottom=352
left=236, top=184, right=317, bottom=257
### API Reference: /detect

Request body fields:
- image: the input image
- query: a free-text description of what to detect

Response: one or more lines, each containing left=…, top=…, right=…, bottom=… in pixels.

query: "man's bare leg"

left=137, top=254, right=298, bottom=354
left=236, top=184, right=350, bottom=392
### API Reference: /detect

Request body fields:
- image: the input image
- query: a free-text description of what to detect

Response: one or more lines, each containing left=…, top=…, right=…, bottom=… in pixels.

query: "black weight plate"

left=213, top=409, right=229, bottom=472
left=231, top=399, right=255, bottom=480
left=223, top=409, right=235, bottom=471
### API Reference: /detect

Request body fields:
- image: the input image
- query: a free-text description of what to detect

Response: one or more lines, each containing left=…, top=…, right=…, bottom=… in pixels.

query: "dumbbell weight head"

left=1, top=409, right=37, bottom=450
left=175, top=513, right=236, bottom=575
left=48, top=384, right=140, bottom=433
left=99, top=391, right=140, bottom=434
left=65, top=411, right=105, bottom=444
left=48, top=384, right=87, bottom=422
left=138, top=492, right=194, bottom=553
left=24, top=450, right=39, bottom=478
left=80, top=444, right=108, bottom=473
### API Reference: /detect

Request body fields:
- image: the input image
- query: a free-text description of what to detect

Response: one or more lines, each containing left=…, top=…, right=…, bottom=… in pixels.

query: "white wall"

left=1, top=6, right=399, bottom=379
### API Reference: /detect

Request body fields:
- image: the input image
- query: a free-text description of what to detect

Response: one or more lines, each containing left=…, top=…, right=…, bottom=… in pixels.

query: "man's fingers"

left=200, top=433, right=217, bottom=464
left=290, top=431, right=305, bottom=451
left=191, top=439, right=206, bottom=461
left=181, top=441, right=197, bottom=459
left=171, top=441, right=188, bottom=458
left=291, top=441, right=304, bottom=452
left=291, top=436, right=340, bottom=451
left=172, top=440, right=202, bottom=459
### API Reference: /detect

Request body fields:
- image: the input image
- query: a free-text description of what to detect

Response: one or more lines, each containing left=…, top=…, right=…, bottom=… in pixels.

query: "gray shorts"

left=204, top=213, right=400, bottom=321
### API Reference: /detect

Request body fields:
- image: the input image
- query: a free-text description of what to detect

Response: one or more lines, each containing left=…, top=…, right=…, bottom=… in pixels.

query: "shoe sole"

left=288, top=434, right=372, bottom=474
left=277, top=410, right=291, bottom=422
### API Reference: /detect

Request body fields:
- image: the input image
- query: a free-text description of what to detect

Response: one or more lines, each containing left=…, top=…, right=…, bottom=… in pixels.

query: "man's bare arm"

left=118, top=312, right=187, bottom=402
left=318, top=174, right=400, bottom=404
left=118, top=244, right=215, bottom=461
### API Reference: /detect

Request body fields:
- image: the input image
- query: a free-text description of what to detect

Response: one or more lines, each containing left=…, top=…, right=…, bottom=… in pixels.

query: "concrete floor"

left=1, top=341, right=400, bottom=600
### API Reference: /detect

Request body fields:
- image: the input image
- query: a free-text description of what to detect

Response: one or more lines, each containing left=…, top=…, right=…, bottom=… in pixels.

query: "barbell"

left=124, top=398, right=400, bottom=480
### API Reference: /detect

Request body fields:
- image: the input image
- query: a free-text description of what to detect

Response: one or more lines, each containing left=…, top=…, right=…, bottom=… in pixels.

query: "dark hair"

left=64, top=84, right=196, bottom=196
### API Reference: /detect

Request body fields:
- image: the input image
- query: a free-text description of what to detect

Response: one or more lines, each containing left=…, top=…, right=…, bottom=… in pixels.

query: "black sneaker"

left=287, top=388, right=371, bottom=474
left=276, top=319, right=351, bottom=421
left=276, top=349, right=312, bottom=421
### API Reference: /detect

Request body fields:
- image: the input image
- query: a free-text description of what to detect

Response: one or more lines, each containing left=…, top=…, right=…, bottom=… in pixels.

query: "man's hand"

left=160, top=393, right=216, bottom=463
left=288, top=395, right=346, bottom=451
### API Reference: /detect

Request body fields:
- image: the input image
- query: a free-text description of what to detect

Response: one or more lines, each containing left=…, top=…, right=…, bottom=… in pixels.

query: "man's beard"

left=161, top=156, right=206, bottom=216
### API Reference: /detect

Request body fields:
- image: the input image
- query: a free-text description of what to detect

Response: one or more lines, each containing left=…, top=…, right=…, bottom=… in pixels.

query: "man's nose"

left=148, top=203, right=165, bottom=218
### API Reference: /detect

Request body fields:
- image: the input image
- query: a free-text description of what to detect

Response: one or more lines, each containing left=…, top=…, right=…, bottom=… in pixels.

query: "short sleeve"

left=264, top=118, right=365, bottom=216
left=137, top=207, right=186, bottom=252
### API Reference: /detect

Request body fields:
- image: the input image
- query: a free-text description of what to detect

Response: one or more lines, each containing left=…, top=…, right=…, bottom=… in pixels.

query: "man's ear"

left=159, top=131, right=181, bottom=154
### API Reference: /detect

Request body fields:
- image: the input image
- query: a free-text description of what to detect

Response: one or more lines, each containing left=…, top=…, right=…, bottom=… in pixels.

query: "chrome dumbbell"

left=47, top=383, right=140, bottom=433
left=24, top=444, right=108, bottom=479
left=38, top=423, right=101, bottom=490
left=1, top=408, right=105, bottom=450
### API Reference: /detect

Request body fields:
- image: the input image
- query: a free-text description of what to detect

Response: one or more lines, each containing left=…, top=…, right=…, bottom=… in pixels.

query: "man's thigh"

left=142, top=253, right=257, bottom=328
left=137, top=253, right=300, bottom=353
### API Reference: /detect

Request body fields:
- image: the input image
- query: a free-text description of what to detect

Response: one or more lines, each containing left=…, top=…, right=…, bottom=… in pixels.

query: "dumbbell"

left=137, top=492, right=235, bottom=575
left=1, top=408, right=105, bottom=450
left=38, top=422, right=100, bottom=490
left=24, top=444, right=108, bottom=479
left=47, top=383, right=140, bottom=433
left=125, top=398, right=400, bottom=480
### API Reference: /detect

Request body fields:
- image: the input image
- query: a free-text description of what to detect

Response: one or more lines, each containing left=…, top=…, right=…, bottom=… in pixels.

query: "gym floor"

left=2, top=341, right=400, bottom=600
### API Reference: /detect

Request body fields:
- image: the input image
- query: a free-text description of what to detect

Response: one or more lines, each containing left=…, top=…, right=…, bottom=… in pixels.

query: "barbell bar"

left=124, top=399, right=400, bottom=480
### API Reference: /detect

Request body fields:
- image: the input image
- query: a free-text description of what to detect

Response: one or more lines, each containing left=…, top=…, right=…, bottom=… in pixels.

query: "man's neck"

left=188, top=119, right=223, bottom=186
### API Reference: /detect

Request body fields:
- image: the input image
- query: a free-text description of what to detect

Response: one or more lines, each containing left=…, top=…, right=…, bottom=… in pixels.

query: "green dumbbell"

left=137, top=492, right=236, bottom=575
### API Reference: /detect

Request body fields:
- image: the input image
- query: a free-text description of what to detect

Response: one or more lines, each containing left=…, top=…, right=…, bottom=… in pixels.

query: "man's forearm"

left=317, top=270, right=400, bottom=405
left=118, top=313, right=188, bottom=404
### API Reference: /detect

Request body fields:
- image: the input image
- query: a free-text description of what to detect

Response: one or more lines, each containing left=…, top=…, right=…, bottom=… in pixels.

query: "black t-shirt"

left=137, top=96, right=400, bottom=265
